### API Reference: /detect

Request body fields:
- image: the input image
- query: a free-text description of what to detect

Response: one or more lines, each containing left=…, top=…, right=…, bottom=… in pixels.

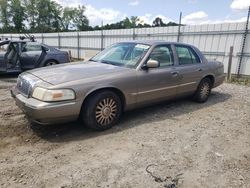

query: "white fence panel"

left=1, top=22, right=249, bottom=75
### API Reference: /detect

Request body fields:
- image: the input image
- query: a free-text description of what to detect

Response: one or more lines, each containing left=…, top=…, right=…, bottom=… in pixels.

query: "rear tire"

left=193, top=78, right=212, bottom=103
left=44, top=60, right=57, bottom=66
left=82, top=91, right=122, bottom=131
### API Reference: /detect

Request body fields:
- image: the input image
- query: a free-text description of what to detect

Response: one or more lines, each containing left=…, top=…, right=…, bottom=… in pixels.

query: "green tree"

left=0, top=0, right=11, bottom=32
left=130, top=16, right=139, bottom=27
left=35, top=0, right=62, bottom=32
left=166, top=21, right=180, bottom=26
left=36, top=0, right=49, bottom=32
left=62, top=7, right=77, bottom=31
left=73, top=5, right=89, bottom=31
left=49, top=1, right=62, bottom=32
left=152, top=17, right=165, bottom=27
left=122, top=17, right=132, bottom=28
left=10, top=0, right=25, bottom=32
left=1, top=0, right=180, bottom=33
left=24, top=0, right=38, bottom=31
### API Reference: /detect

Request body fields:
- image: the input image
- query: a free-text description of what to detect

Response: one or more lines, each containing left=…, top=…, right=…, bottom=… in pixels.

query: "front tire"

left=82, top=91, right=122, bottom=131
left=193, top=78, right=212, bottom=103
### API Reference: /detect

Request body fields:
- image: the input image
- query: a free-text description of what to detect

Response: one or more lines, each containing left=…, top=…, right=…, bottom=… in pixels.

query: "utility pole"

left=177, top=12, right=182, bottom=42
left=133, top=19, right=136, bottom=40
left=237, top=6, right=250, bottom=77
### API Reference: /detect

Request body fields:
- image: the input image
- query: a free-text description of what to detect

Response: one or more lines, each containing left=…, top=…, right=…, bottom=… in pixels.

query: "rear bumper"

left=11, top=87, right=81, bottom=125
left=213, top=74, right=225, bottom=88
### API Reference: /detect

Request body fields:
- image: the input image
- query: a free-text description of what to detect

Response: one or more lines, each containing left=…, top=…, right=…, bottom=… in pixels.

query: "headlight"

left=32, top=87, right=75, bottom=102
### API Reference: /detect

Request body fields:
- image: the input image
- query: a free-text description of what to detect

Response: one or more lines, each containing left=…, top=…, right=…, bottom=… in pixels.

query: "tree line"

left=0, top=0, right=179, bottom=33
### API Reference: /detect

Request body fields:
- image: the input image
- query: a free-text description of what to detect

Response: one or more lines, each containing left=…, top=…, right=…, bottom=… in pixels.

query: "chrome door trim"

left=133, top=81, right=196, bottom=95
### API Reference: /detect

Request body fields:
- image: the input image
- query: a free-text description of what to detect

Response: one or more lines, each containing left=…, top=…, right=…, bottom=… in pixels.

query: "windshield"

left=91, top=43, right=151, bottom=68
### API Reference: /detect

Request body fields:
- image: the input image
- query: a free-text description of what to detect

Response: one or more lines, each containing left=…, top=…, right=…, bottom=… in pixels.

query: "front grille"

left=16, top=76, right=32, bottom=97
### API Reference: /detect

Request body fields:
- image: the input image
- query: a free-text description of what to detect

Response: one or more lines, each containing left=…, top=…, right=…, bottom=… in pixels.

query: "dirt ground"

left=0, top=74, right=249, bottom=188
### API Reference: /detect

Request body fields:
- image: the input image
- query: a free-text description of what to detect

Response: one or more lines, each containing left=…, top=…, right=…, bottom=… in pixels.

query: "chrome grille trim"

left=16, top=76, right=33, bottom=97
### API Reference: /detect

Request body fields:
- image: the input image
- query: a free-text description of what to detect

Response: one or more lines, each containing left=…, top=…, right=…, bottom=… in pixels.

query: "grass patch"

left=229, top=77, right=250, bottom=86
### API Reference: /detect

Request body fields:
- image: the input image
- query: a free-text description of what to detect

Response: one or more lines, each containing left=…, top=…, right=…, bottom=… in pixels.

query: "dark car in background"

left=0, top=39, right=70, bottom=73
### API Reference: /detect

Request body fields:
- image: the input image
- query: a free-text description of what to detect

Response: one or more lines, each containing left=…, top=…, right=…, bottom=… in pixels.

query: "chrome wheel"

left=200, top=82, right=210, bottom=99
left=95, top=98, right=117, bottom=126
left=193, top=78, right=212, bottom=103
left=82, top=91, right=122, bottom=130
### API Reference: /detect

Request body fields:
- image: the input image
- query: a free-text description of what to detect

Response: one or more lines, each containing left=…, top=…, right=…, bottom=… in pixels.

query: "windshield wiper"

left=100, top=61, right=117, bottom=66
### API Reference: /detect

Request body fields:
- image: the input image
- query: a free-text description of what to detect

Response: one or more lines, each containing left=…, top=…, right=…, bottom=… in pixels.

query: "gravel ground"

left=0, top=75, right=249, bottom=188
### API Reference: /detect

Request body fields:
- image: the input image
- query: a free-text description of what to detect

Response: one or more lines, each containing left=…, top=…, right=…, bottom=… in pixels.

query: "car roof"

left=118, top=40, right=192, bottom=46
left=12, top=40, right=36, bottom=43
left=0, top=39, right=37, bottom=43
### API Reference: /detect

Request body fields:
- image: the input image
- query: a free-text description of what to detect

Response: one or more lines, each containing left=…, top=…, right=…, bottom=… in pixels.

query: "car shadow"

left=31, top=91, right=232, bottom=143
left=0, top=73, right=19, bottom=79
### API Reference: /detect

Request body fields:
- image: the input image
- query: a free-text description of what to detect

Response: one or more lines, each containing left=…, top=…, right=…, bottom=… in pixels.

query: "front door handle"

left=197, top=68, right=203, bottom=72
left=171, top=71, right=183, bottom=79
left=171, top=71, right=179, bottom=76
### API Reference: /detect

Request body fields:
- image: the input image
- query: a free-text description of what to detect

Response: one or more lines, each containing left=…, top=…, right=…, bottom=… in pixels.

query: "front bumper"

left=11, top=87, right=81, bottom=125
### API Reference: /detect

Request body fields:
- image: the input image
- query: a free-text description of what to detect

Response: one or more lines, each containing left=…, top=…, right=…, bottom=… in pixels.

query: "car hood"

left=27, top=61, right=132, bottom=85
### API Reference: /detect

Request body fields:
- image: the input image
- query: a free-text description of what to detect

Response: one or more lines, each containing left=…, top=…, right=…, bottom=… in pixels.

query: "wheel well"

left=203, top=75, right=215, bottom=87
left=45, top=59, right=59, bottom=65
left=81, top=87, right=126, bottom=112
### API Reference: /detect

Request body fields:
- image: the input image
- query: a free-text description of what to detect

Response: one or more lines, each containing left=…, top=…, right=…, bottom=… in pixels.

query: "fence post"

left=133, top=27, right=136, bottom=40
left=68, top=50, right=72, bottom=61
left=101, top=24, right=104, bottom=51
left=41, top=33, right=44, bottom=43
left=227, top=46, right=234, bottom=82
left=100, top=21, right=104, bottom=50
left=77, top=32, right=80, bottom=59
left=58, top=33, right=61, bottom=49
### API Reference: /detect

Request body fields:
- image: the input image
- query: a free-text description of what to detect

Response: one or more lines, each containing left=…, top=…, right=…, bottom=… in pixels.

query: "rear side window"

left=176, top=46, right=200, bottom=65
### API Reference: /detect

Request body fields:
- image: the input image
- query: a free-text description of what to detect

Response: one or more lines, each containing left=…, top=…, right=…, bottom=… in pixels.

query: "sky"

left=54, top=0, right=250, bottom=26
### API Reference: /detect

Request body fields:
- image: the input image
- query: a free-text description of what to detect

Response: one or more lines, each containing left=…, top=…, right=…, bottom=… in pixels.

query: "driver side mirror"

left=142, top=59, right=160, bottom=69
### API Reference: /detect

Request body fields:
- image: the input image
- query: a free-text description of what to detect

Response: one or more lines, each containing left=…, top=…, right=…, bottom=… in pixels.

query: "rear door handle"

left=197, top=68, right=203, bottom=72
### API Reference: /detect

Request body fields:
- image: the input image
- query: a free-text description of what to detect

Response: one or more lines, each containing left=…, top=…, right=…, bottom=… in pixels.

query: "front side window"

left=176, top=46, right=200, bottom=65
left=91, top=43, right=150, bottom=68
left=149, top=45, right=174, bottom=67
